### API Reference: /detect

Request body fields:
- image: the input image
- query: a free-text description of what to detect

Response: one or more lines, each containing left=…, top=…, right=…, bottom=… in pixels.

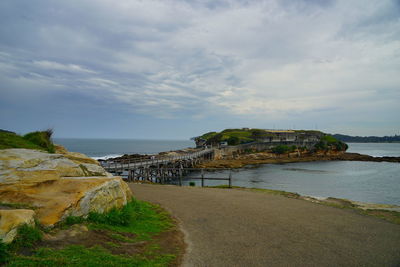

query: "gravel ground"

left=130, top=184, right=400, bottom=267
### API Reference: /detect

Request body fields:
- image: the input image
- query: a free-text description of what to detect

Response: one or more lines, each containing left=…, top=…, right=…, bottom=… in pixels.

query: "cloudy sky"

left=1, top=0, right=399, bottom=139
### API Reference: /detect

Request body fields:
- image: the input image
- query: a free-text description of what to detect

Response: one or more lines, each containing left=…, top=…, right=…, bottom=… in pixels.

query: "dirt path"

left=129, top=184, right=400, bottom=267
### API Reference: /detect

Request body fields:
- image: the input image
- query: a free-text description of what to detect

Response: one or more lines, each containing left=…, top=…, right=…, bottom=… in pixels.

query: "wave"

left=91, top=154, right=123, bottom=160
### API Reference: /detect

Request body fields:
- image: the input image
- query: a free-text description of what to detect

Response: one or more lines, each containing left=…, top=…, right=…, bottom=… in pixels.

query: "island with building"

left=192, top=128, right=360, bottom=168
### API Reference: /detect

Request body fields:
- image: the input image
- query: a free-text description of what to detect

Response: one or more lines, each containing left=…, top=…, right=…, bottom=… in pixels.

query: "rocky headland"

left=196, top=150, right=400, bottom=168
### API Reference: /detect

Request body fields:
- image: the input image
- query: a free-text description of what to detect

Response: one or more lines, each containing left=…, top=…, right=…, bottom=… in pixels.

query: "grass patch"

left=5, top=198, right=180, bottom=266
left=109, top=233, right=135, bottom=243
left=88, top=198, right=173, bottom=241
left=9, top=224, right=42, bottom=251
left=88, top=205, right=132, bottom=227
left=64, top=216, right=86, bottom=226
left=0, top=129, right=55, bottom=153
left=361, top=209, right=400, bottom=225
left=0, top=240, right=10, bottom=264
left=0, top=132, right=43, bottom=151
left=7, top=245, right=175, bottom=267
left=23, top=130, right=55, bottom=153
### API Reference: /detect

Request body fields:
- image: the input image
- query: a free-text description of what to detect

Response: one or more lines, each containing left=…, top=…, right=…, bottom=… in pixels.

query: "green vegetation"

left=0, top=129, right=55, bottom=153
left=271, top=145, right=297, bottom=154
left=314, top=135, right=348, bottom=151
left=7, top=245, right=175, bottom=267
left=4, top=198, right=179, bottom=266
left=333, top=133, right=400, bottom=143
left=64, top=215, right=85, bottom=226
left=9, top=224, right=43, bottom=251
left=0, top=240, right=10, bottom=264
left=198, top=128, right=268, bottom=146
left=87, top=198, right=173, bottom=241
left=88, top=205, right=132, bottom=227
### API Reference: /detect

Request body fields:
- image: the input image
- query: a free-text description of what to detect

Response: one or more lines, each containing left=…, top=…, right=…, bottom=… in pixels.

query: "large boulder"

left=0, top=148, right=112, bottom=185
left=0, top=209, right=35, bottom=243
left=0, top=148, right=133, bottom=227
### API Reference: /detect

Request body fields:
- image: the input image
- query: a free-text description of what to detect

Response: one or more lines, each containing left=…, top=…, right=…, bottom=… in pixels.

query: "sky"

left=0, top=0, right=399, bottom=139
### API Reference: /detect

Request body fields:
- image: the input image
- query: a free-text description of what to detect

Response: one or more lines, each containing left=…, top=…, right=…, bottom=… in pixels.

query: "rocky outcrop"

left=0, top=147, right=133, bottom=229
left=197, top=151, right=400, bottom=168
left=0, top=209, right=35, bottom=243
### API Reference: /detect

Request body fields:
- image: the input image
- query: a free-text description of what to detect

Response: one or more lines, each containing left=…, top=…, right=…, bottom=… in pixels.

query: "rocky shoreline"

left=195, top=152, right=400, bottom=168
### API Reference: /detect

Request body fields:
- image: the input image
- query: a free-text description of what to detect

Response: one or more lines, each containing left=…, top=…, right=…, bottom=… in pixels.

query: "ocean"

left=55, top=139, right=400, bottom=205
left=54, top=138, right=194, bottom=160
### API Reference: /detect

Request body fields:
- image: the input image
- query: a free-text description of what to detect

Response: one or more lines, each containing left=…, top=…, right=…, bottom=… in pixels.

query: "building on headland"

left=260, top=130, right=323, bottom=143
left=194, top=129, right=325, bottom=148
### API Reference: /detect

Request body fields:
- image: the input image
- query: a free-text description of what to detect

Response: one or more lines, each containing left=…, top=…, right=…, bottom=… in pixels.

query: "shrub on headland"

left=314, top=135, right=348, bottom=152
left=23, top=129, right=55, bottom=153
left=0, top=129, right=55, bottom=153
left=271, top=145, right=297, bottom=154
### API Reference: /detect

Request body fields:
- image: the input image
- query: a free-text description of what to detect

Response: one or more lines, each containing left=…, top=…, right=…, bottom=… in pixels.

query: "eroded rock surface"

left=0, top=209, right=35, bottom=243
left=0, top=148, right=133, bottom=228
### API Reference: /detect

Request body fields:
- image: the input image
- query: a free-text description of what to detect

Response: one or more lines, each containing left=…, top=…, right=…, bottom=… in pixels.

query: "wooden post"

left=201, top=169, right=204, bottom=187
left=179, top=168, right=182, bottom=186
left=229, top=169, right=232, bottom=188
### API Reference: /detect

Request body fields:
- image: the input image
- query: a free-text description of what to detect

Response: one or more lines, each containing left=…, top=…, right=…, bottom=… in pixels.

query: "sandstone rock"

left=0, top=209, right=35, bottom=243
left=0, top=148, right=111, bottom=185
left=0, top=148, right=133, bottom=227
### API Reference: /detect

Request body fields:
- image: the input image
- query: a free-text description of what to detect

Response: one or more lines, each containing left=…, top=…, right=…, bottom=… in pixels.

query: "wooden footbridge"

left=100, top=148, right=223, bottom=185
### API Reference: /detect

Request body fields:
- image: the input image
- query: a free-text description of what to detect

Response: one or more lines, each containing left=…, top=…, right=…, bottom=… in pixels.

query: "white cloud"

left=33, top=60, right=96, bottom=74
left=1, top=0, right=399, bottom=135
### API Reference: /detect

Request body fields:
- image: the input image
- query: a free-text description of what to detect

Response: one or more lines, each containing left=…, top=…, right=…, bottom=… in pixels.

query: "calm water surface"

left=347, top=142, right=400, bottom=157
left=183, top=143, right=400, bottom=205
left=54, top=140, right=400, bottom=205
left=54, top=138, right=194, bottom=159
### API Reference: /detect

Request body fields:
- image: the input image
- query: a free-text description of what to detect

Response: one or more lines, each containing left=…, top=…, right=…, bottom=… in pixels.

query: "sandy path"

left=129, top=184, right=400, bottom=267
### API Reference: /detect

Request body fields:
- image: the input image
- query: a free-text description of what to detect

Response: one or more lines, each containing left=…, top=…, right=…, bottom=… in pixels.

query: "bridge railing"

left=101, top=148, right=214, bottom=170
left=127, top=167, right=233, bottom=188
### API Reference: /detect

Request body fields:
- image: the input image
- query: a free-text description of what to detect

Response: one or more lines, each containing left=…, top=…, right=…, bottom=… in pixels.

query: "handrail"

left=101, top=148, right=214, bottom=169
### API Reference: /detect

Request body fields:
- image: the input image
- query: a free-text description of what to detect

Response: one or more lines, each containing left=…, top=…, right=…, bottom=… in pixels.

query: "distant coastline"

left=333, top=134, right=400, bottom=143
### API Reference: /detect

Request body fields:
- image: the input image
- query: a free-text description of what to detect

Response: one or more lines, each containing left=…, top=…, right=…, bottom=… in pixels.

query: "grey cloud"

left=1, top=0, right=399, bottom=136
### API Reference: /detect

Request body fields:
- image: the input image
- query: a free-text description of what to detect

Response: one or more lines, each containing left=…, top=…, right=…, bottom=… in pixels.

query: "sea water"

left=53, top=138, right=194, bottom=159
left=183, top=143, right=400, bottom=205
left=54, top=139, right=400, bottom=205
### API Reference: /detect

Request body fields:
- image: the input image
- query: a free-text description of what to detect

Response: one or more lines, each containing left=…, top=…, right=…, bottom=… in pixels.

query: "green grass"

left=0, top=240, right=10, bottom=264
left=9, top=224, right=43, bottom=251
left=64, top=216, right=86, bottom=226
left=88, top=198, right=173, bottom=241
left=23, top=130, right=55, bottom=153
left=0, top=132, right=44, bottom=151
left=0, top=130, right=55, bottom=153
left=5, top=198, right=177, bottom=266
left=7, top=245, right=175, bottom=267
